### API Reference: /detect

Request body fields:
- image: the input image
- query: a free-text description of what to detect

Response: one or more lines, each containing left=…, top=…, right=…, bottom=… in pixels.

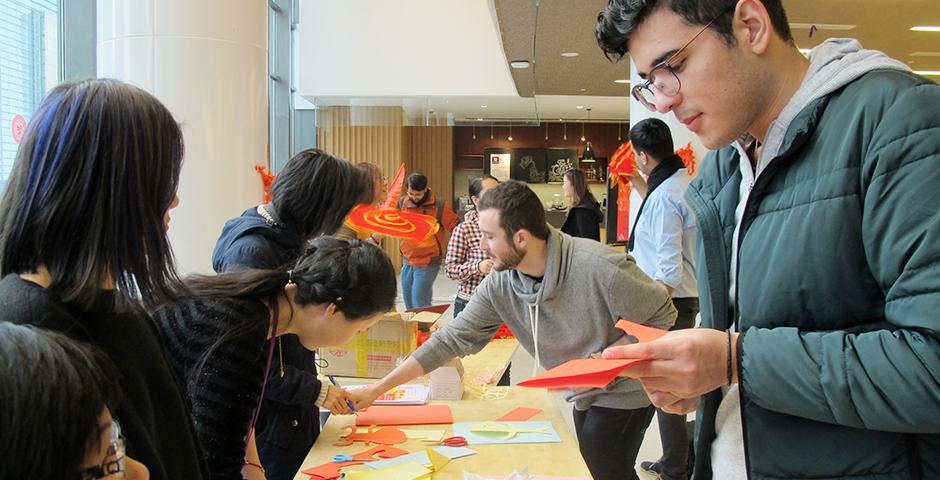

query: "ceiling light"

left=911, top=26, right=940, bottom=32
left=477, top=118, right=483, bottom=121
left=580, top=88, right=586, bottom=92
left=613, top=79, right=630, bottom=84
left=545, top=123, right=549, bottom=140
left=481, top=105, right=487, bottom=108
left=510, top=60, right=531, bottom=69
left=472, top=125, right=476, bottom=140
left=790, top=23, right=855, bottom=31
left=508, top=121, right=513, bottom=141
left=563, top=122, right=567, bottom=141
left=576, top=105, right=584, bottom=109
left=913, top=70, right=940, bottom=76
left=561, top=52, right=579, bottom=57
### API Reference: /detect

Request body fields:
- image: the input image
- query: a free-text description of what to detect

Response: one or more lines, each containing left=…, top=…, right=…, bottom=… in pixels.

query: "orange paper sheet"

left=355, top=405, right=454, bottom=426
left=496, top=407, right=542, bottom=422
left=302, top=460, right=363, bottom=480
left=615, top=319, right=668, bottom=343
left=516, top=358, right=645, bottom=389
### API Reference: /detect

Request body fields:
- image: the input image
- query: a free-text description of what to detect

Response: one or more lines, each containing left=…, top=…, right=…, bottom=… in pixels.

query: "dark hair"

left=0, top=323, right=121, bottom=480
left=629, top=118, right=675, bottom=161
left=476, top=180, right=550, bottom=241
left=595, top=0, right=794, bottom=62
left=356, top=162, right=384, bottom=204
left=563, top=169, right=597, bottom=206
left=270, top=149, right=370, bottom=240
left=468, top=174, right=500, bottom=205
left=184, top=236, right=396, bottom=320
left=0, top=78, right=184, bottom=310
left=407, top=172, right=428, bottom=191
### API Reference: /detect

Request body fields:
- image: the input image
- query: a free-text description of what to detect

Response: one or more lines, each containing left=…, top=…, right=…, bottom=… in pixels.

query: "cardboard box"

left=320, top=312, right=428, bottom=378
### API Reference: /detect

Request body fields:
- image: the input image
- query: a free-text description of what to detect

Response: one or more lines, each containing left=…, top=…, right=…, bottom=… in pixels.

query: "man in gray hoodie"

left=595, top=1, right=940, bottom=479
left=351, top=180, right=677, bottom=480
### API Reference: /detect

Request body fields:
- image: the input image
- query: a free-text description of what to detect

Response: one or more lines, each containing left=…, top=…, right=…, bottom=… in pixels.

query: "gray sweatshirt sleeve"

left=410, top=276, right=505, bottom=373
left=608, top=255, right=677, bottom=331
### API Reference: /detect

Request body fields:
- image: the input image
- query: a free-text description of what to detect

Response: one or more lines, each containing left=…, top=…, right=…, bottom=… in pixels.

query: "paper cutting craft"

left=426, top=446, right=451, bottom=472
left=346, top=204, right=440, bottom=242
left=351, top=445, right=410, bottom=461
left=496, top=406, right=542, bottom=422
left=334, top=425, right=407, bottom=446
left=516, top=358, right=644, bottom=389
left=366, top=446, right=477, bottom=471
left=355, top=404, right=454, bottom=426
left=452, top=421, right=561, bottom=445
left=615, top=319, right=668, bottom=344
left=374, top=384, right=431, bottom=405
left=346, top=461, right=432, bottom=480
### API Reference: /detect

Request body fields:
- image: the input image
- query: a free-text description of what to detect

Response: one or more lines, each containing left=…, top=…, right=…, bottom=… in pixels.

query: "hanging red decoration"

left=675, top=142, right=697, bottom=176
left=254, top=164, right=275, bottom=203
left=608, top=141, right=638, bottom=242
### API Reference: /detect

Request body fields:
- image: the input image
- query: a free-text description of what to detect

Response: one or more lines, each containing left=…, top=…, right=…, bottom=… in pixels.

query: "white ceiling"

left=298, top=0, right=940, bottom=125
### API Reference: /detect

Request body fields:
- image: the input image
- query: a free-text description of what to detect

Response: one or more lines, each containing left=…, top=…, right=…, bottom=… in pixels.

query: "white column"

left=97, top=0, right=267, bottom=274
left=628, top=59, right=709, bottom=222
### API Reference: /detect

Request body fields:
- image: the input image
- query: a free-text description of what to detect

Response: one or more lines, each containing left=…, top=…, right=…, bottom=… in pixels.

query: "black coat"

left=0, top=275, right=210, bottom=480
left=211, top=206, right=321, bottom=480
left=561, top=199, right=603, bottom=241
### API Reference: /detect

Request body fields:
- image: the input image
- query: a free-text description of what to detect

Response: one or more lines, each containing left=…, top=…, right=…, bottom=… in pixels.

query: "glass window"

left=0, top=0, right=60, bottom=190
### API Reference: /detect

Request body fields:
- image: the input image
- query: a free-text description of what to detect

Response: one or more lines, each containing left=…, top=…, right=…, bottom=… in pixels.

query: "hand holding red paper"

left=516, top=319, right=668, bottom=389
left=602, top=327, right=740, bottom=405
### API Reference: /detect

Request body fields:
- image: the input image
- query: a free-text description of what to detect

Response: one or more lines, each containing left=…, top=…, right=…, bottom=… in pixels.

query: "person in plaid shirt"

left=445, top=175, right=500, bottom=317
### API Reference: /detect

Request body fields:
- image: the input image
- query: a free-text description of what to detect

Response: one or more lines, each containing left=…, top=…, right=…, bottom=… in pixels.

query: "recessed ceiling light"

left=911, top=26, right=940, bottom=32
left=477, top=118, right=483, bottom=121
left=561, top=52, right=579, bottom=57
left=510, top=60, right=531, bottom=69
left=790, top=22, right=856, bottom=31
left=558, top=118, right=563, bottom=122
left=481, top=105, right=487, bottom=108
left=913, top=70, right=940, bottom=75
left=580, top=88, right=586, bottom=92
left=576, top=105, right=584, bottom=109
left=613, top=79, right=630, bottom=84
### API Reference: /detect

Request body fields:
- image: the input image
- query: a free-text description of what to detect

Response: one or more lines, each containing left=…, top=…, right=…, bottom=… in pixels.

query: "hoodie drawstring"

left=528, top=302, right=541, bottom=375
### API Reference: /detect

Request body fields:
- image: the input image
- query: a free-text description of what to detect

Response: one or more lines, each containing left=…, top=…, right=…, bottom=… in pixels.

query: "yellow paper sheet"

left=344, top=461, right=432, bottom=480
left=402, top=429, right=446, bottom=442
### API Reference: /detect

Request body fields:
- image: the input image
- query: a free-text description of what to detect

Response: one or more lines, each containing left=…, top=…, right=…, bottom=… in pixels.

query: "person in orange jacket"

left=398, top=172, right=458, bottom=309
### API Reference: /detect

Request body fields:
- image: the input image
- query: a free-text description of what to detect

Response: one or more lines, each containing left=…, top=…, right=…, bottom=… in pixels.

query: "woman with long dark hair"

left=0, top=323, right=149, bottom=480
left=210, top=148, right=372, bottom=480
left=561, top=168, right=603, bottom=241
left=0, top=79, right=208, bottom=480
left=154, top=237, right=396, bottom=480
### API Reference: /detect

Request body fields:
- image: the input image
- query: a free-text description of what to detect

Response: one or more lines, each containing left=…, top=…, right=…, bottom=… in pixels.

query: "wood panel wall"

left=316, top=107, right=455, bottom=274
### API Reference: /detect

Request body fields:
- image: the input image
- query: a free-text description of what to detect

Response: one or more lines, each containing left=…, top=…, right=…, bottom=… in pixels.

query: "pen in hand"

left=327, top=374, right=357, bottom=413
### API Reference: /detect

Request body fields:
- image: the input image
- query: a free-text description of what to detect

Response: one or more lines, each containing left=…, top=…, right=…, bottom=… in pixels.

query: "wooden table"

left=293, top=339, right=591, bottom=479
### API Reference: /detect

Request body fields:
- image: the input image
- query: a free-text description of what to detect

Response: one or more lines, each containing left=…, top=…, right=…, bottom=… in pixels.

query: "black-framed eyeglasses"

left=80, top=419, right=126, bottom=480
left=632, top=6, right=734, bottom=111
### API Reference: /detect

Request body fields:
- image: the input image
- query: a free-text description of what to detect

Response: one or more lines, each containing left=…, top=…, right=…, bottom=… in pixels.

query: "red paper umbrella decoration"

left=346, top=204, right=440, bottom=242
left=608, top=141, right=638, bottom=188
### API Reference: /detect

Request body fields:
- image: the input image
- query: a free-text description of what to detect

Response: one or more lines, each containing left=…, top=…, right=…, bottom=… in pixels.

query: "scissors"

left=331, top=454, right=355, bottom=462
left=440, top=436, right=468, bottom=447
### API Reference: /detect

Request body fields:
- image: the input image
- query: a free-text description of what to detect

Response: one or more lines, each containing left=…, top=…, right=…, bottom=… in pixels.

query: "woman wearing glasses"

left=0, top=79, right=209, bottom=480
left=0, top=323, right=148, bottom=480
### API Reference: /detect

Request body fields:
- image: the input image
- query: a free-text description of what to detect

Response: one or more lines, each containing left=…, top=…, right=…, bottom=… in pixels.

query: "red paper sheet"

left=615, top=319, right=668, bottom=343
left=302, top=460, right=362, bottom=480
left=516, top=358, right=645, bottom=389
left=355, top=404, right=454, bottom=426
left=496, top=407, right=542, bottom=421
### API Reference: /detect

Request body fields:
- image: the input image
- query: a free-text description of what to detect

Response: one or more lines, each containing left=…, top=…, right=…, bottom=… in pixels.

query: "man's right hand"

left=347, top=384, right=382, bottom=411
left=478, top=259, right=494, bottom=275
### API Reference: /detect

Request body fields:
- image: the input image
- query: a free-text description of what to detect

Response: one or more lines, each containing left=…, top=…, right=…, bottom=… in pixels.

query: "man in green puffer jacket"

left=594, top=1, right=940, bottom=479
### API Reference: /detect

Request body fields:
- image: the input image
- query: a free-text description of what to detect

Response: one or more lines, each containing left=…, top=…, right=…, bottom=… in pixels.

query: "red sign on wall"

left=11, top=115, right=27, bottom=144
